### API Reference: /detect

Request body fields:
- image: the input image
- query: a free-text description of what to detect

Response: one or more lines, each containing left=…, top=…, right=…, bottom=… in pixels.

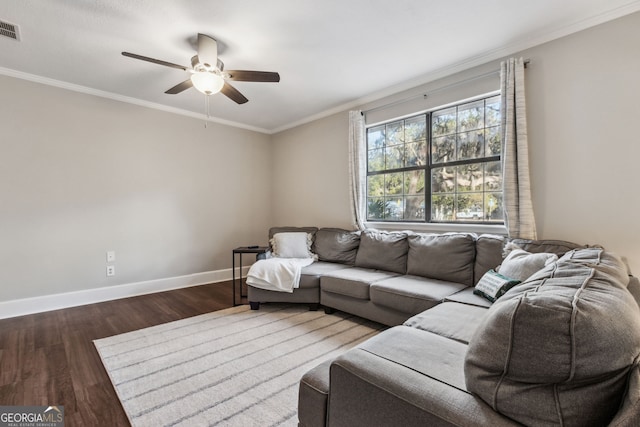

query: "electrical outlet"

left=106, top=265, right=115, bottom=277
left=106, top=251, right=115, bottom=262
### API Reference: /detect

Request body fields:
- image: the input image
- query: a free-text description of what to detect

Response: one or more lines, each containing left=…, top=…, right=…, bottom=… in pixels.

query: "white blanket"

left=246, top=257, right=314, bottom=293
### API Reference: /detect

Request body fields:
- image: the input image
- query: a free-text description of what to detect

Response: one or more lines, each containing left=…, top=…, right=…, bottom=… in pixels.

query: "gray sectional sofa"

left=246, top=227, right=640, bottom=426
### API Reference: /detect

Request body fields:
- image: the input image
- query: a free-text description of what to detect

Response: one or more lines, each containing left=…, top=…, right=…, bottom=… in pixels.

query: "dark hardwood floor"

left=0, top=280, right=244, bottom=426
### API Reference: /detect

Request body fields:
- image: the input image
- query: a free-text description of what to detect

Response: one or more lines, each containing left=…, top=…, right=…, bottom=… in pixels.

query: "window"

left=366, top=94, right=503, bottom=223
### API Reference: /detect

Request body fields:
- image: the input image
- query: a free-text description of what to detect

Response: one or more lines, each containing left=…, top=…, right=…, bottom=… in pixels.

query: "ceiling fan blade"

left=122, top=52, right=188, bottom=71
left=221, top=82, right=248, bottom=104
left=165, top=79, right=193, bottom=94
left=225, top=70, right=280, bottom=82
left=197, top=33, right=218, bottom=68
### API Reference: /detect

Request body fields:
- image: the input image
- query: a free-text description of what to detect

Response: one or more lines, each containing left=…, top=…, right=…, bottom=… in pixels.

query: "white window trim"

left=365, top=221, right=507, bottom=236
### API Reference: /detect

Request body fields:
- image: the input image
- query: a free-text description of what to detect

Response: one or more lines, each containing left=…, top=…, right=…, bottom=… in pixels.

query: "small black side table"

left=232, top=246, right=269, bottom=306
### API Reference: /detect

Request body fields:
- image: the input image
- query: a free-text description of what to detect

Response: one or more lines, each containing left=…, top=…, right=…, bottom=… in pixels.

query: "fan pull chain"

left=204, top=95, right=210, bottom=128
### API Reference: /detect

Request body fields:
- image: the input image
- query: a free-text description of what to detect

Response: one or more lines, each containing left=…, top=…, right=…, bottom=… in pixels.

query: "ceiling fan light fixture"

left=190, top=71, right=224, bottom=95
left=122, top=33, right=279, bottom=104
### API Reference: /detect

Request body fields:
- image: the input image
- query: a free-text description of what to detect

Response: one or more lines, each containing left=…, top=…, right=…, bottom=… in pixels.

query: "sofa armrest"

left=328, top=348, right=520, bottom=427
left=609, top=360, right=640, bottom=427
left=256, top=250, right=271, bottom=260
left=628, top=276, right=640, bottom=308
left=298, top=359, right=332, bottom=427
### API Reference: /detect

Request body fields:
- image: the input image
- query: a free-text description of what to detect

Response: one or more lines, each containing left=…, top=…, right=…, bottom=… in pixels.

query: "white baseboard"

left=0, top=266, right=250, bottom=320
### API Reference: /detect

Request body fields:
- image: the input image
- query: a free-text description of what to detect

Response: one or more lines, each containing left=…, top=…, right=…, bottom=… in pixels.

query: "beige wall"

left=271, top=11, right=640, bottom=275
left=271, top=111, right=353, bottom=229
left=523, top=12, right=640, bottom=274
left=0, top=76, right=272, bottom=301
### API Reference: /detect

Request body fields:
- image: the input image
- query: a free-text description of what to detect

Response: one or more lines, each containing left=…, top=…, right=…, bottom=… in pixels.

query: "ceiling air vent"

left=0, top=20, right=20, bottom=41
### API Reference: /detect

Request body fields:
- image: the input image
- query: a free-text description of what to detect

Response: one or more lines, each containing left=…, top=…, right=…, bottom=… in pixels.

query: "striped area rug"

left=94, top=304, right=384, bottom=426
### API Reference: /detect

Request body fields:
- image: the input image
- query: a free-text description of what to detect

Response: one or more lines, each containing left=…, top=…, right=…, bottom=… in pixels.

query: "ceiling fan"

left=122, top=33, right=280, bottom=104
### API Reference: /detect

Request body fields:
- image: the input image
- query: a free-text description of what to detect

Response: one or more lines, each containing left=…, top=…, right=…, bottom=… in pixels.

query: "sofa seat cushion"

left=465, top=248, right=640, bottom=427
left=445, top=287, right=493, bottom=308
left=297, top=262, right=352, bottom=289
left=407, top=233, right=476, bottom=286
left=302, top=261, right=353, bottom=276
left=404, top=302, right=489, bottom=344
left=370, top=275, right=467, bottom=314
left=321, top=267, right=400, bottom=300
left=355, top=326, right=468, bottom=391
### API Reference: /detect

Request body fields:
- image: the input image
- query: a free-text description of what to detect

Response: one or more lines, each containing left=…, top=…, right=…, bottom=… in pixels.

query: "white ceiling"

left=1, top=1, right=639, bottom=133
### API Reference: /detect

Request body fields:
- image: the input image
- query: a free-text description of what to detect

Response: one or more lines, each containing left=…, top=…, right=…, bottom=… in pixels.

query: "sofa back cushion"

left=313, top=228, right=361, bottom=265
left=474, top=234, right=506, bottom=285
left=354, top=230, right=408, bottom=274
left=269, top=226, right=318, bottom=240
left=507, top=237, right=586, bottom=257
left=464, top=248, right=640, bottom=427
left=406, top=233, right=476, bottom=286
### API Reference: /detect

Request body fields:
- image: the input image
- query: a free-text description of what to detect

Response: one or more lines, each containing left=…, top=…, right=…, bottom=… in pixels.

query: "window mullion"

left=425, top=111, right=432, bottom=224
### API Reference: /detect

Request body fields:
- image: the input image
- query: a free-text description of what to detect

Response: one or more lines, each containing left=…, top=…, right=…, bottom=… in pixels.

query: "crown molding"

left=0, top=66, right=272, bottom=134
left=270, top=2, right=640, bottom=134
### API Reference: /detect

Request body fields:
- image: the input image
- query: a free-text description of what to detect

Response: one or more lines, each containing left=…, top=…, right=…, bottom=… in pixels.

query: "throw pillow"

left=473, top=270, right=521, bottom=303
left=498, top=248, right=558, bottom=282
left=270, top=232, right=315, bottom=259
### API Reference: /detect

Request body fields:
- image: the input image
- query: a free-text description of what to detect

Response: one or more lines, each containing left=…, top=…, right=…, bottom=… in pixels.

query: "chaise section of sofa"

left=299, top=319, right=520, bottom=427
left=247, top=260, right=351, bottom=310
left=298, top=245, right=640, bottom=427
left=465, top=248, right=640, bottom=427
left=298, top=296, right=501, bottom=427
left=325, top=328, right=520, bottom=427
left=248, top=227, right=357, bottom=310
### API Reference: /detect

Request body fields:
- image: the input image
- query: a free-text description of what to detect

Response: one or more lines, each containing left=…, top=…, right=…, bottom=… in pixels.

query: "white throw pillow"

left=497, top=249, right=558, bottom=282
left=271, top=232, right=314, bottom=259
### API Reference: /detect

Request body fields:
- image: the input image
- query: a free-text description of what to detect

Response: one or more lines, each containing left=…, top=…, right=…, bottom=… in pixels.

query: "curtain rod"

left=363, top=59, right=530, bottom=116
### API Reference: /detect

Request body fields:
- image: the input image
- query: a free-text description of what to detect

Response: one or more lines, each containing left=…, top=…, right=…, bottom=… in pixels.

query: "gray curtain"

left=348, top=110, right=366, bottom=230
left=501, top=58, right=537, bottom=239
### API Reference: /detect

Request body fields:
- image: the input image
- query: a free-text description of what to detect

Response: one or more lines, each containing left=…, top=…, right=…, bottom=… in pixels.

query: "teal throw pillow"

left=473, top=269, right=521, bottom=303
